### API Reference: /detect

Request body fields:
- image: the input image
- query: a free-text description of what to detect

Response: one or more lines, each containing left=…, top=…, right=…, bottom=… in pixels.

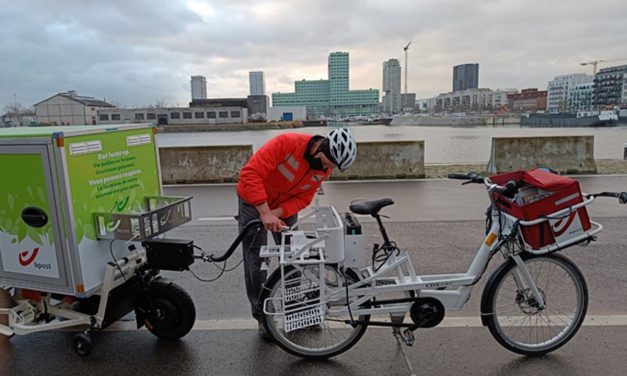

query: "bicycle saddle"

left=349, top=198, right=394, bottom=216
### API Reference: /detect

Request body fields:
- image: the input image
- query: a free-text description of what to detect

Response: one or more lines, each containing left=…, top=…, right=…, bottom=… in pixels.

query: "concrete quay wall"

left=158, top=141, right=425, bottom=183
left=332, top=140, right=425, bottom=179
left=486, top=135, right=597, bottom=174
left=159, top=145, right=253, bottom=184
left=159, top=136, right=605, bottom=183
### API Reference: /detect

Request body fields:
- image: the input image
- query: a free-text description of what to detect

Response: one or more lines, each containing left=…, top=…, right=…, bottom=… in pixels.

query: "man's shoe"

left=258, top=321, right=273, bottom=342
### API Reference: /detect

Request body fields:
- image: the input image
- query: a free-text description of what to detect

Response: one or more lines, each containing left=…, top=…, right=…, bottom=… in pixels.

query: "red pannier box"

left=490, top=169, right=591, bottom=250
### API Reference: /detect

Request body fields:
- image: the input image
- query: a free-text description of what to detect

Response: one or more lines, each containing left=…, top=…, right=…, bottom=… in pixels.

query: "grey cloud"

left=1, top=0, right=627, bottom=109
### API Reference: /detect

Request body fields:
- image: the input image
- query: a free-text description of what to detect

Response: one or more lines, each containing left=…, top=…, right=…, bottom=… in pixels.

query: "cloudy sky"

left=1, top=0, right=626, bottom=110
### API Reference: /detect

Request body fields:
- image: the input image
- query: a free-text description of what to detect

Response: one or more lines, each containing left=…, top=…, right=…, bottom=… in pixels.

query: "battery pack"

left=343, top=212, right=362, bottom=235
left=143, top=239, right=194, bottom=271
left=342, top=213, right=365, bottom=268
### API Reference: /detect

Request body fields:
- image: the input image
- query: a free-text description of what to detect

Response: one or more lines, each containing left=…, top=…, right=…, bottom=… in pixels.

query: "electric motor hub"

left=409, top=297, right=445, bottom=328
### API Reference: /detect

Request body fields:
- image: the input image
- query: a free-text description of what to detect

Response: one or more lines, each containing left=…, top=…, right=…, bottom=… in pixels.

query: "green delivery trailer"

left=0, top=124, right=196, bottom=356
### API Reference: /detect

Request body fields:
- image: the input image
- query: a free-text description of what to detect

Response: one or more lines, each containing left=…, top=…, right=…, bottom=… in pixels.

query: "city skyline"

left=1, top=0, right=627, bottom=110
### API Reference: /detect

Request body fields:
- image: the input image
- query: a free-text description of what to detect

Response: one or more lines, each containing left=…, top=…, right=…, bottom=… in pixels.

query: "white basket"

left=281, top=265, right=326, bottom=332
left=284, top=305, right=323, bottom=332
left=283, top=276, right=320, bottom=301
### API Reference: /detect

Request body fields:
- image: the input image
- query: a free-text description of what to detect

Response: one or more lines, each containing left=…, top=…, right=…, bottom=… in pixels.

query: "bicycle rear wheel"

left=260, top=264, right=369, bottom=359
left=483, top=253, right=588, bottom=356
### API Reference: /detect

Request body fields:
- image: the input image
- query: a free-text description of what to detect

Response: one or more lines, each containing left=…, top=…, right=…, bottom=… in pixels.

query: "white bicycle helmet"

left=326, top=128, right=357, bottom=172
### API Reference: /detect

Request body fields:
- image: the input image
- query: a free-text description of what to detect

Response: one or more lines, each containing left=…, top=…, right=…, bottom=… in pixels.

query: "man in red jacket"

left=236, top=128, right=357, bottom=336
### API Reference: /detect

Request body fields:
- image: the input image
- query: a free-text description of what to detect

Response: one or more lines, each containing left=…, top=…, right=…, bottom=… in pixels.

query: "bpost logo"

left=106, top=195, right=131, bottom=232
left=18, top=247, right=39, bottom=266
left=18, top=247, right=52, bottom=270
left=552, top=212, right=578, bottom=237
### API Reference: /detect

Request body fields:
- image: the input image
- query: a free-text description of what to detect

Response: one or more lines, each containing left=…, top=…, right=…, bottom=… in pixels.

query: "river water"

left=157, top=124, right=627, bottom=164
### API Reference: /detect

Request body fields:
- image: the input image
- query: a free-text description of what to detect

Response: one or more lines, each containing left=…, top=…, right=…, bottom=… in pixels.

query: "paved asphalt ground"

left=2, top=176, right=627, bottom=376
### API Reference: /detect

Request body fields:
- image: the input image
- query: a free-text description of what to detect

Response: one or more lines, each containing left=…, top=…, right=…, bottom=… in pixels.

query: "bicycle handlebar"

left=587, top=191, right=627, bottom=204
left=447, top=172, right=510, bottom=191
left=447, top=172, right=485, bottom=185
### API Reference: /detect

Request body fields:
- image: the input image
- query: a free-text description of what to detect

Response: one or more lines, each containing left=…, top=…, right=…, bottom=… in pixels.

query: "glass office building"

left=453, top=64, right=479, bottom=92
left=272, top=52, right=379, bottom=118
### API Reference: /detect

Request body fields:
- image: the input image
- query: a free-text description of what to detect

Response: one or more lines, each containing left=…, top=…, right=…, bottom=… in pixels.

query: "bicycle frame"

left=325, top=207, right=506, bottom=318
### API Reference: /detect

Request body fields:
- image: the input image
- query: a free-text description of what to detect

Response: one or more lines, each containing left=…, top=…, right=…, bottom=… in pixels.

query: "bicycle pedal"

left=402, top=329, right=415, bottom=346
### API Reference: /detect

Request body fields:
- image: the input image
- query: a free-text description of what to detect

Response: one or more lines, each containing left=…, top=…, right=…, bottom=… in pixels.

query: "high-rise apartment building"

left=382, top=59, right=401, bottom=114
left=453, top=64, right=479, bottom=92
left=272, top=52, right=379, bottom=118
left=547, top=73, right=593, bottom=113
left=594, top=65, right=627, bottom=108
left=190, top=75, right=207, bottom=100
left=249, top=71, right=266, bottom=96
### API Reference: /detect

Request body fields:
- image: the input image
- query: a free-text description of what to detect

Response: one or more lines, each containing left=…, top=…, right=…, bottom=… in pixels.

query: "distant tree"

left=2, top=102, right=35, bottom=126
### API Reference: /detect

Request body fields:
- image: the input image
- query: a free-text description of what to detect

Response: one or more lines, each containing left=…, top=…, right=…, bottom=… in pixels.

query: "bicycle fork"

left=510, top=254, right=546, bottom=310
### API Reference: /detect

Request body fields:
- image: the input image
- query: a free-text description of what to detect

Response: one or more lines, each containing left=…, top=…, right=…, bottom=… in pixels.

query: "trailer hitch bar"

left=206, top=219, right=262, bottom=262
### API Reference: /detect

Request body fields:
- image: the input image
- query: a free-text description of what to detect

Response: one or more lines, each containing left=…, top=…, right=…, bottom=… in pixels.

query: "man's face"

left=315, top=151, right=338, bottom=171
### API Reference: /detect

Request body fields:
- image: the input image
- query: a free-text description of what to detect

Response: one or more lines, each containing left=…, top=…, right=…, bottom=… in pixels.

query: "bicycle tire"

left=483, top=253, right=588, bottom=356
left=260, top=264, right=370, bottom=359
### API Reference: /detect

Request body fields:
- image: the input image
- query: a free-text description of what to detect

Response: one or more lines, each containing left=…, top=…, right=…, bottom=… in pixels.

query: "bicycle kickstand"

left=390, top=313, right=417, bottom=376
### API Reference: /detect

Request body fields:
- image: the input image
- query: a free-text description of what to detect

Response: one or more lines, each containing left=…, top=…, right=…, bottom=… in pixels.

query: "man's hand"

left=260, top=212, right=286, bottom=232
left=256, top=202, right=286, bottom=232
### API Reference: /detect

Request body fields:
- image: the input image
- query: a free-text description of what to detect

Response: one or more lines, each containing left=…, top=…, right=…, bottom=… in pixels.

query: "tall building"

left=547, top=73, right=593, bottom=113
left=329, top=52, right=349, bottom=104
left=190, top=75, right=207, bottom=100
left=249, top=71, right=266, bottom=96
left=453, top=64, right=479, bottom=92
left=382, top=59, right=401, bottom=114
left=272, top=52, right=379, bottom=118
left=594, top=65, right=627, bottom=109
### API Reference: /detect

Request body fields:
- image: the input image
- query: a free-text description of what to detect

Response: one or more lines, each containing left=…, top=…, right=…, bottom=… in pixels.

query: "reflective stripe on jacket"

left=237, top=133, right=331, bottom=218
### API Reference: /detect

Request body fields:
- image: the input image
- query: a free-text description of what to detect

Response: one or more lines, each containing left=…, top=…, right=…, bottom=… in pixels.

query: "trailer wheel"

left=145, top=281, right=196, bottom=341
left=73, top=333, right=92, bottom=357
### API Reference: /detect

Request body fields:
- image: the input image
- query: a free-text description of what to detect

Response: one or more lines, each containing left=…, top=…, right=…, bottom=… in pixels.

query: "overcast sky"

left=1, top=0, right=626, bottom=110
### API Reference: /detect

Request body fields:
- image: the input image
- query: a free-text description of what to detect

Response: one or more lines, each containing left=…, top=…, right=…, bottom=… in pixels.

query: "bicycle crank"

left=407, top=297, right=445, bottom=331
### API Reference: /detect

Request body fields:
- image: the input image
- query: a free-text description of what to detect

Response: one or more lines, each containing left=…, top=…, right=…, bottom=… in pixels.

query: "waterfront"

left=158, top=124, right=627, bottom=164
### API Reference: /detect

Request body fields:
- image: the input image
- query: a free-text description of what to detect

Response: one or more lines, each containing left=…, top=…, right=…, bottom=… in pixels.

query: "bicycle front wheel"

left=260, top=264, right=369, bottom=359
left=483, top=253, right=588, bottom=356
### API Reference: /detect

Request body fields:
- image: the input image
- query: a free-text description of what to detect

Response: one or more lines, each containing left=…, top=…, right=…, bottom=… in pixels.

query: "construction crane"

left=581, top=58, right=627, bottom=75
left=403, top=41, right=411, bottom=110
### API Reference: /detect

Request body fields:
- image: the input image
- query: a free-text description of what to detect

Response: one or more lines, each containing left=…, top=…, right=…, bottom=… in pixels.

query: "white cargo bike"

left=258, top=170, right=627, bottom=363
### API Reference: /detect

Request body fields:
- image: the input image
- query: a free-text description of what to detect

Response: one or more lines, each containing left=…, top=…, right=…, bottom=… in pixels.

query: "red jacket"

left=237, top=133, right=331, bottom=218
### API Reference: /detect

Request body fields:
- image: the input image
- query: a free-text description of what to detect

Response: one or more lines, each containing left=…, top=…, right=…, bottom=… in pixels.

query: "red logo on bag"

left=18, top=247, right=39, bottom=266
left=552, top=213, right=577, bottom=237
